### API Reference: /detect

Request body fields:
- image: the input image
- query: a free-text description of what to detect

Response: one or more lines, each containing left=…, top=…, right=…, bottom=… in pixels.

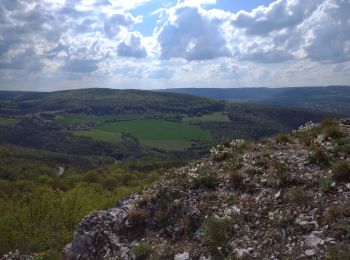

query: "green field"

left=0, top=117, right=19, bottom=127
left=55, top=115, right=138, bottom=125
left=72, top=119, right=212, bottom=150
left=182, top=112, right=230, bottom=123
left=74, top=129, right=123, bottom=143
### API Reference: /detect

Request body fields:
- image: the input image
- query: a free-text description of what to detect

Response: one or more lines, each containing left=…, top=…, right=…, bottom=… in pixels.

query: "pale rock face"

left=174, top=252, right=190, bottom=260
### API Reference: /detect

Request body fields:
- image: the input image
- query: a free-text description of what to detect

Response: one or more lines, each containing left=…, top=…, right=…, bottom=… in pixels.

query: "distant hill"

left=161, top=86, right=350, bottom=115
left=0, top=88, right=224, bottom=116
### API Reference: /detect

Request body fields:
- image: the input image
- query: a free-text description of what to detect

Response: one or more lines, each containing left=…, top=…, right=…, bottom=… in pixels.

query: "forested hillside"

left=163, top=86, right=350, bottom=115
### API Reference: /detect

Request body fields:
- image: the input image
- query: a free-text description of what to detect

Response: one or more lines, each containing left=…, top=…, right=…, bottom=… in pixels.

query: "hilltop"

left=64, top=119, right=350, bottom=259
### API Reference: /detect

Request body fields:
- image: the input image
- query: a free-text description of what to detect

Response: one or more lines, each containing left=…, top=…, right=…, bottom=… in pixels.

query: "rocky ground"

left=63, top=119, right=350, bottom=260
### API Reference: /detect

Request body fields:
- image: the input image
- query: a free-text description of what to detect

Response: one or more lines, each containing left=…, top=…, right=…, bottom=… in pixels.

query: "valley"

left=0, top=87, right=342, bottom=257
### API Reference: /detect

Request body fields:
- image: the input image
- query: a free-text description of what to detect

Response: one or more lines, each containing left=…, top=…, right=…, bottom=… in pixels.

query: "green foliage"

left=0, top=163, right=160, bottom=256
left=131, top=243, right=154, bottom=260
left=309, top=148, right=331, bottom=166
left=203, top=216, right=232, bottom=257
left=182, top=112, right=230, bottom=123
left=229, top=171, right=244, bottom=189
left=332, top=160, right=350, bottom=182
left=319, top=178, right=332, bottom=193
left=195, top=168, right=218, bottom=190
left=288, top=188, right=312, bottom=206
left=204, top=192, right=219, bottom=201
left=326, top=244, right=350, bottom=260
left=323, top=125, right=347, bottom=140
left=76, top=119, right=213, bottom=150
left=275, top=133, right=292, bottom=144
left=271, top=161, right=289, bottom=187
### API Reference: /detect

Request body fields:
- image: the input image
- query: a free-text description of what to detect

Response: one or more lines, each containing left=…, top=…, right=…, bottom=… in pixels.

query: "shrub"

left=332, top=160, right=350, bottom=182
left=288, top=188, right=312, bottom=206
left=259, top=137, right=270, bottom=145
left=309, top=148, right=330, bottom=166
left=323, top=125, right=346, bottom=140
left=229, top=171, right=243, bottom=189
left=319, top=178, right=332, bottom=193
left=131, top=243, right=154, bottom=260
left=204, top=192, right=218, bottom=201
left=127, top=208, right=150, bottom=226
left=196, top=169, right=218, bottom=190
left=320, top=118, right=338, bottom=128
left=271, top=161, right=289, bottom=187
left=297, top=131, right=314, bottom=146
left=203, top=216, right=232, bottom=257
left=159, top=244, right=175, bottom=260
left=275, top=133, right=292, bottom=144
left=326, top=244, right=350, bottom=260
left=324, top=204, right=350, bottom=224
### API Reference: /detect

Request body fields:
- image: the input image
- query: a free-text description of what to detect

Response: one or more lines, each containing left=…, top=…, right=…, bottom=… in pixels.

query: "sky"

left=0, top=0, right=349, bottom=91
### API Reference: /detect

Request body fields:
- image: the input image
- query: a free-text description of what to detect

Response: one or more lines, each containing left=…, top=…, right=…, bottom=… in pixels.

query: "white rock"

left=275, top=190, right=282, bottom=199
left=174, top=252, right=190, bottom=260
left=304, top=234, right=325, bottom=248
left=237, top=249, right=251, bottom=259
left=346, top=183, right=350, bottom=190
left=305, top=249, right=316, bottom=256
left=232, top=206, right=241, bottom=214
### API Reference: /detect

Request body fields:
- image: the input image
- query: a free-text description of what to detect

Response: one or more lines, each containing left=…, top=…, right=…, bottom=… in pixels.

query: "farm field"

left=72, top=119, right=213, bottom=150
left=74, top=129, right=123, bottom=144
left=182, top=112, right=230, bottom=123
left=54, top=114, right=136, bottom=125
left=0, top=116, right=19, bottom=127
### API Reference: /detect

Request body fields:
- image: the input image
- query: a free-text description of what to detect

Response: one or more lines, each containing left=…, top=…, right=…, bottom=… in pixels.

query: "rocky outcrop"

left=64, top=120, right=350, bottom=259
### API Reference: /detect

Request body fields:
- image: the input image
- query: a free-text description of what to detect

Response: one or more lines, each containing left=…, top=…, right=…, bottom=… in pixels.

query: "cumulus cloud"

left=104, top=13, right=141, bottom=38
left=302, top=0, right=350, bottom=63
left=156, top=4, right=231, bottom=61
left=232, top=0, right=321, bottom=36
left=0, top=0, right=350, bottom=90
left=117, top=33, right=147, bottom=58
left=61, top=59, right=99, bottom=73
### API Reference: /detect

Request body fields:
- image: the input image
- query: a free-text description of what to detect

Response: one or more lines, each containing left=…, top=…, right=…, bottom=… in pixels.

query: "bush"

left=229, top=171, right=243, bottom=189
left=323, top=125, right=346, bottom=140
left=324, top=204, right=350, bottom=224
left=196, top=169, right=218, bottom=190
left=320, top=118, right=338, bottom=128
left=275, top=133, right=292, bottom=144
left=288, top=188, right=312, bottom=206
left=127, top=208, right=150, bottom=226
left=309, top=148, right=330, bottom=166
left=131, top=243, right=154, bottom=260
left=332, top=160, right=350, bottom=182
left=319, top=178, right=332, bottom=193
left=204, top=192, right=218, bottom=201
left=271, top=161, right=289, bottom=187
left=326, top=244, right=350, bottom=260
left=203, top=216, right=232, bottom=257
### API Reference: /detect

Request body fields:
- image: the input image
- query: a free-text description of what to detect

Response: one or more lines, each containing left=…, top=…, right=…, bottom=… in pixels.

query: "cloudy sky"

left=0, top=0, right=349, bottom=91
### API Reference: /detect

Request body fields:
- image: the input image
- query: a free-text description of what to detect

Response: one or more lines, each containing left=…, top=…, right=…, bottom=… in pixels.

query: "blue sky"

left=0, top=0, right=349, bottom=91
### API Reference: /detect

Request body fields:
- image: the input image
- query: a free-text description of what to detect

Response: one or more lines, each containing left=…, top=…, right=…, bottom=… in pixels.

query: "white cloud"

left=156, top=3, right=232, bottom=60
left=117, top=33, right=147, bottom=58
left=0, top=0, right=349, bottom=90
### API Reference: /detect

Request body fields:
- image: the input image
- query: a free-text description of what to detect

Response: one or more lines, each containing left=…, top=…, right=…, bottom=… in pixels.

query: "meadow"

left=182, top=112, right=230, bottom=123
left=75, top=119, right=213, bottom=150
left=0, top=116, right=19, bottom=127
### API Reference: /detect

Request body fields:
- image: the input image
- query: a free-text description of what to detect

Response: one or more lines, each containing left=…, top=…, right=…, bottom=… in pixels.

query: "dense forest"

left=163, top=86, right=350, bottom=115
